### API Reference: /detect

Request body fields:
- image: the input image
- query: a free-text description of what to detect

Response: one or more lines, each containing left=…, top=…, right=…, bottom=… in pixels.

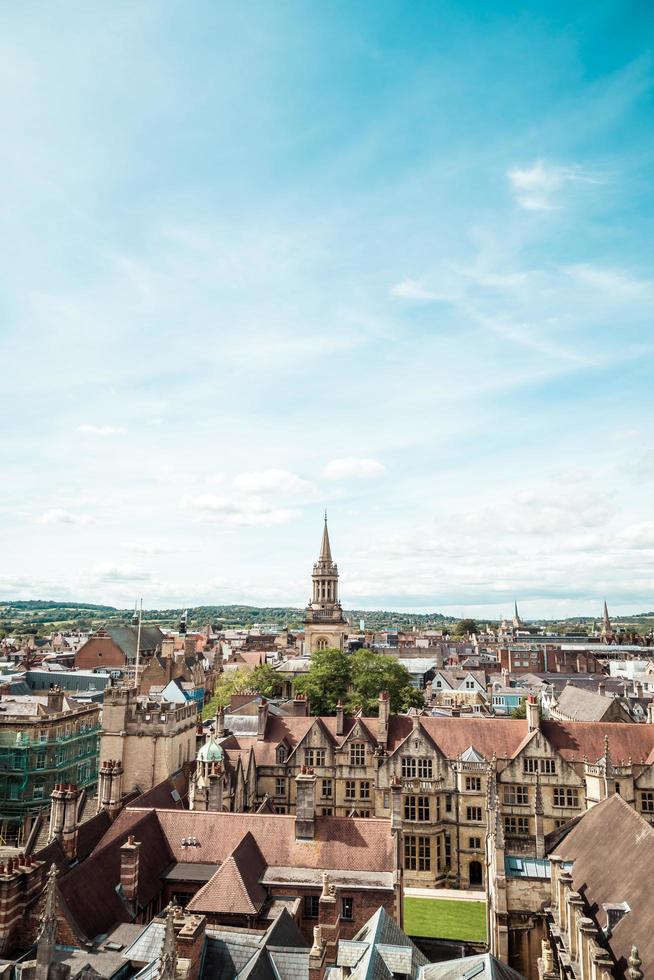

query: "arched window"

left=277, top=746, right=287, bottom=763
left=316, top=638, right=328, bottom=651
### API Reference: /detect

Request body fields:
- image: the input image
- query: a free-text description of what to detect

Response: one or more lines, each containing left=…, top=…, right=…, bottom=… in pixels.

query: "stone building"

left=303, top=516, right=349, bottom=655
left=99, top=684, right=198, bottom=798
left=215, top=693, right=654, bottom=893
left=0, top=689, right=100, bottom=847
left=487, top=791, right=653, bottom=979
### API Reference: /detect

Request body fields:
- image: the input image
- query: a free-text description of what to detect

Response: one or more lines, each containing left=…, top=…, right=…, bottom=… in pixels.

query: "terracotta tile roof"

left=553, top=794, right=654, bottom=971
left=60, top=810, right=174, bottom=940
left=541, top=720, right=654, bottom=765
left=187, top=831, right=267, bottom=915
left=153, top=809, right=395, bottom=872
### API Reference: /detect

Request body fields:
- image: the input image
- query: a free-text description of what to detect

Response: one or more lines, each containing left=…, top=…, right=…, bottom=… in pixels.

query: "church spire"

left=319, top=511, right=333, bottom=563
left=603, top=600, right=611, bottom=626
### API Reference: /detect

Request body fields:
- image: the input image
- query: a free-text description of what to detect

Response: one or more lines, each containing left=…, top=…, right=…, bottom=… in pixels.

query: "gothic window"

left=417, top=758, right=433, bottom=778
left=553, top=787, right=579, bottom=808
left=504, top=816, right=530, bottom=836
left=349, top=743, right=365, bottom=766
left=276, top=746, right=286, bottom=763
left=503, top=785, right=529, bottom=806
left=402, top=758, right=417, bottom=778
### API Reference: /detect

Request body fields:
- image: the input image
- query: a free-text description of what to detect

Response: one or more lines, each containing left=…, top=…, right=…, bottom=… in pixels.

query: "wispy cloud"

left=233, top=469, right=316, bottom=496
left=507, top=161, right=600, bottom=211
left=37, top=508, right=95, bottom=526
left=77, top=424, right=127, bottom=436
left=180, top=493, right=294, bottom=526
left=390, top=279, right=449, bottom=301
left=322, top=458, right=387, bottom=480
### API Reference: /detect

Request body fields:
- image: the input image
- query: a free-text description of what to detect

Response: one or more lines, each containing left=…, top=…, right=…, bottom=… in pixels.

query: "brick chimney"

left=295, top=767, right=317, bottom=840
left=120, top=836, right=140, bottom=904
left=175, top=911, right=207, bottom=980
left=378, top=691, right=389, bottom=750
left=598, top=682, right=606, bottom=697
left=257, top=699, right=269, bottom=741
left=335, top=701, right=344, bottom=737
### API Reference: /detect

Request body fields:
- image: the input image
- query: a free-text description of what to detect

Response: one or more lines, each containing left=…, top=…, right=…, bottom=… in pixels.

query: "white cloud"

left=77, top=424, right=127, bottom=436
left=233, top=468, right=315, bottom=496
left=390, top=279, right=449, bottom=301
left=180, top=493, right=294, bottom=526
left=507, top=161, right=599, bottom=211
left=322, top=457, right=387, bottom=480
left=38, top=508, right=94, bottom=526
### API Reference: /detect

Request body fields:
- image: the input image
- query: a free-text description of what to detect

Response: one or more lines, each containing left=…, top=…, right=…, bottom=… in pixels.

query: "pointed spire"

left=319, top=511, right=332, bottom=562
left=513, top=600, right=522, bottom=624
left=603, top=600, right=611, bottom=626
left=158, top=904, right=178, bottom=980
left=36, top=864, right=59, bottom=969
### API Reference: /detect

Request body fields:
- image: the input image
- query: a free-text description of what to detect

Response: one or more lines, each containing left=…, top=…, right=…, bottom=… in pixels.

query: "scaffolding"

left=0, top=724, right=101, bottom=846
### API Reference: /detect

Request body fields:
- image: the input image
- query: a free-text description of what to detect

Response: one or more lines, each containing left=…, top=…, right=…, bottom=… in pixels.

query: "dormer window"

left=277, top=746, right=287, bottom=763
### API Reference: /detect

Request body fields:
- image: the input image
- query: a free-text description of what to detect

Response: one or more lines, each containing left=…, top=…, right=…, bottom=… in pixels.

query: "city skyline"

left=2, top=2, right=653, bottom=617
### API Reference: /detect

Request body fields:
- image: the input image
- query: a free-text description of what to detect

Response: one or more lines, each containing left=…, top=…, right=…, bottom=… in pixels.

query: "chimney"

left=647, top=700, right=654, bottom=724
left=501, top=667, right=510, bottom=688
left=636, top=682, right=644, bottom=699
left=257, top=699, right=269, bottom=740
left=295, top=767, right=317, bottom=840
left=120, top=836, right=140, bottom=904
left=49, top=784, right=66, bottom=841
left=46, top=686, right=64, bottom=713
left=293, top=694, right=309, bottom=717
left=62, top=784, right=81, bottom=860
left=109, top=760, right=124, bottom=819
left=161, top=637, right=175, bottom=659
left=335, top=701, right=344, bottom=737
left=215, top=706, right=225, bottom=738
left=184, top=636, right=196, bottom=658
left=598, top=682, right=606, bottom=697
left=378, top=691, right=389, bottom=749
left=208, top=772, right=224, bottom=812
left=175, top=910, right=207, bottom=980
left=390, top=777, right=402, bottom=833
left=526, top=694, right=540, bottom=732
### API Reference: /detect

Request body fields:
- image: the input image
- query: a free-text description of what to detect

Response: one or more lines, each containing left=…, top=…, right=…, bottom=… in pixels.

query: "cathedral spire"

left=319, top=511, right=332, bottom=563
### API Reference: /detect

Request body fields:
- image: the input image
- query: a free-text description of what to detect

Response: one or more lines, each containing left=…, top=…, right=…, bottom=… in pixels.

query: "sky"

left=1, top=1, right=654, bottom=620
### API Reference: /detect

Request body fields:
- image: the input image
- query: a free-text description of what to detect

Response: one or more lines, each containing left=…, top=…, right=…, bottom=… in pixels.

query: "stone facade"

left=100, top=685, right=197, bottom=797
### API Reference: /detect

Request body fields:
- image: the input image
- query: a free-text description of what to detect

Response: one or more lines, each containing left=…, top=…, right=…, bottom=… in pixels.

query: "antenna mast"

left=134, top=597, right=143, bottom=689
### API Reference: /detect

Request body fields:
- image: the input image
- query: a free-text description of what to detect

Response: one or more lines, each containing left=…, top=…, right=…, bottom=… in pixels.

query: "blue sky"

left=1, top=1, right=653, bottom=619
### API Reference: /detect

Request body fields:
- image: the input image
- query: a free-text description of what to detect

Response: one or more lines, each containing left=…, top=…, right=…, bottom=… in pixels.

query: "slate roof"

left=551, top=684, right=630, bottom=722
left=419, top=953, right=525, bottom=979
left=204, top=908, right=308, bottom=980
left=336, top=906, right=428, bottom=980
left=551, top=794, right=654, bottom=975
left=105, top=625, right=165, bottom=660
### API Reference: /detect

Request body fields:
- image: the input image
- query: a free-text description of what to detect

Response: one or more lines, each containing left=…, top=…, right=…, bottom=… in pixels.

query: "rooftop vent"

left=603, top=902, right=630, bottom=936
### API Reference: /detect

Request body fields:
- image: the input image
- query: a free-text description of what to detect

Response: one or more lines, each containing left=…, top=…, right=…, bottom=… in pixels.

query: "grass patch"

left=404, top=897, right=487, bottom=943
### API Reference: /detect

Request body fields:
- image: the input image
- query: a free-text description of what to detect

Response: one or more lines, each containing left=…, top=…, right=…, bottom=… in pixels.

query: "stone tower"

left=303, top=514, right=348, bottom=655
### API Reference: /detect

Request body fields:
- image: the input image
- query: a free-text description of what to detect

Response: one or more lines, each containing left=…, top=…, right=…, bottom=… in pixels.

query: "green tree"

left=511, top=698, right=527, bottom=719
left=250, top=663, right=284, bottom=699
left=295, top=647, right=352, bottom=715
left=349, top=649, right=424, bottom=714
left=202, top=667, right=253, bottom=718
left=454, top=618, right=478, bottom=636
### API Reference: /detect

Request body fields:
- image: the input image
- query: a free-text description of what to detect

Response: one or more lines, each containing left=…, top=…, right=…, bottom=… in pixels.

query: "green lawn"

left=404, top=897, right=487, bottom=943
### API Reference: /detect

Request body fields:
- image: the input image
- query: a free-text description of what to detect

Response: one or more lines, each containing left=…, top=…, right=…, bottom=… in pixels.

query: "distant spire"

left=319, top=512, right=332, bottom=562
left=603, top=600, right=611, bottom=625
